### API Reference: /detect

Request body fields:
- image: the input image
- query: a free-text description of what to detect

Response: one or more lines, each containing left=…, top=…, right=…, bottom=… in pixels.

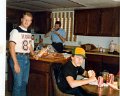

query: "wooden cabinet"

left=101, top=8, right=119, bottom=36
left=74, top=9, right=101, bottom=36
left=101, top=8, right=114, bottom=36
left=102, top=56, right=119, bottom=75
left=85, top=54, right=102, bottom=76
left=27, top=60, right=53, bottom=96
left=74, top=7, right=119, bottom=37
left=7, top=8, right=23, bottom=40
left=7, top=8, right=24, bottom=23
left=28, top=73, right=49, bottom=96
left=27, top=58, right=66, bottom=96
left=33, top=11, right=51, bottom=34
left=74, top=10, right=88, bottom=35
left=87, top=9, right=101, bottom=36
left=113, top=7, right=120, bottom=37
left=85, top=53, right=119, bottom=76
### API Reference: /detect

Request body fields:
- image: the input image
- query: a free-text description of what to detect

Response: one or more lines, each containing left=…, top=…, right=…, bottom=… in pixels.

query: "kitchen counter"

left=30, top=56, right=67, bottom=63
left=86, top=51, right=119, bottom=57
left=85, top=50, right=119, bottom=75
left=86, top=48, right=119, bottom=57
left=28, top=55, right=69, bottom=96
left=63, top=46, right=119, bottom=57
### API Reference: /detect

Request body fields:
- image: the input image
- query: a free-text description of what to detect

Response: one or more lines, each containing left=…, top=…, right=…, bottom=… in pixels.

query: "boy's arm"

left=66, top=75, right=97, bottom=88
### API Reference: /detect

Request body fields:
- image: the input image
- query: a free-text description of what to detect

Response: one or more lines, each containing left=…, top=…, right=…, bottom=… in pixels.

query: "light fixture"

left=113, top=0, right=120, bottom=1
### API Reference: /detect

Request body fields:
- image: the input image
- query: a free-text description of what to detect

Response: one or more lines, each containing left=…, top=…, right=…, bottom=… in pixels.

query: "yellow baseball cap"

left=72, top=47, right=86, bottom=58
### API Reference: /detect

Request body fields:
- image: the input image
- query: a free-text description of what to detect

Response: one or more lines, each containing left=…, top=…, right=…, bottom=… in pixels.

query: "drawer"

left=102, top=56, right=119, bottom=64
left=86, top=54, right=102, bottom=62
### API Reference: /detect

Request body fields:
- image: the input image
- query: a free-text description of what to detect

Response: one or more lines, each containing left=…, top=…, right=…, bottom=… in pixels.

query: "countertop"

left=86, top=51, right=119, bottom=57
left=63, top=47, right=119, bottom=57
left=86, top=48, right=119, bottom=57
left=30, top=54, right=69, bottom=64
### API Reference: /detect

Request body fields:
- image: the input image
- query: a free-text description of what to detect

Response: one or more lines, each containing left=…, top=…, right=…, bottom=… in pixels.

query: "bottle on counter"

left=99, top=47, right=103, bottom=52
left=109, top=40, right=115, bottom=53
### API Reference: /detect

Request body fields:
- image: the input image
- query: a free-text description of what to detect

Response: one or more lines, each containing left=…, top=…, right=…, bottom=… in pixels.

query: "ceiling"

left=7, top=0, right=120, bottom=12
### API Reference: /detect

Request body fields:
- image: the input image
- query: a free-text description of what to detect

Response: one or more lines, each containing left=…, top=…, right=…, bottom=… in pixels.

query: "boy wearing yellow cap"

left=57, top=47, right=97, bottom=96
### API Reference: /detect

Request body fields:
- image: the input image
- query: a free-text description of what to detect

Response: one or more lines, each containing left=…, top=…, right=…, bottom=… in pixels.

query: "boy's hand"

left=14, top=62, right=20, bottom=74
left=33, top=55, right=39, bottom=60
left=88, top=70, right=96, bottom=77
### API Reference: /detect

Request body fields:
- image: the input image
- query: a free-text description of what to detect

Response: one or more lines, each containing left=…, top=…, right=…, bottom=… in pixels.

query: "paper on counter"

left=83, top=78, right=98, bottom=85
left=89, top=80, right=98, bottom=85
left=62, top=53, right=71, bottom=59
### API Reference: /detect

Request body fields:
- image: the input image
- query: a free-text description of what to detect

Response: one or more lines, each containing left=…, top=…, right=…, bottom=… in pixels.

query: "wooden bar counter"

left=27, top=57, right=67, bottom=96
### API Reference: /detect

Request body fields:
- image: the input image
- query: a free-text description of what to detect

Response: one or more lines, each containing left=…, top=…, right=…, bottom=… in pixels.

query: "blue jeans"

left=9, top=54, right=30, bottom=96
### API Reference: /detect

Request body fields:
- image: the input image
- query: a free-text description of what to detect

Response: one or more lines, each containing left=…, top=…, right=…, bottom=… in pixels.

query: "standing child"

left=9, top=12, right=35, bottom=96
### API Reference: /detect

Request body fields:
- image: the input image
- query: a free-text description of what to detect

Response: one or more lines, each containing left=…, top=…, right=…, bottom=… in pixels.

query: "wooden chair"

left=51, top=63, right=74, bottom=96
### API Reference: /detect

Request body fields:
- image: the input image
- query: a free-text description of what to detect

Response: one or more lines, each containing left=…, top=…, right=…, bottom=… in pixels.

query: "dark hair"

left=55, top=21, right=61, bottom=26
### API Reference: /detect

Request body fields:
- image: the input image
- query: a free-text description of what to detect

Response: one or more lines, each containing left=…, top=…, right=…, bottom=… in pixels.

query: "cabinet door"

left=113, top=7, right=120, bottom=37
left=74, top=10, right=88, bottom=35
left=7, top=8, right=23, bottom=23
left=28, top=72, right=49, bottom=96
left=87, top=9, right=101, bottom=36
left=34, top=12, right=51, bottom=34
left=102, top=56, right=119, bottom=75
left=85, top=54, right=102, bottom=76
left=27, top=60, right=53, bottom=96
left=101, top=8, right=117, bottom=36
left=74, top=7, right=119, bottom=36
left=113, top=8, right=120, bottom=37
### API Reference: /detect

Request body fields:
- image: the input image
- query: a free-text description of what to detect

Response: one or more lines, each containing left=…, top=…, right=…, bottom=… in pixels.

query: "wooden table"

left=81, top=84, right=119, bottom=96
